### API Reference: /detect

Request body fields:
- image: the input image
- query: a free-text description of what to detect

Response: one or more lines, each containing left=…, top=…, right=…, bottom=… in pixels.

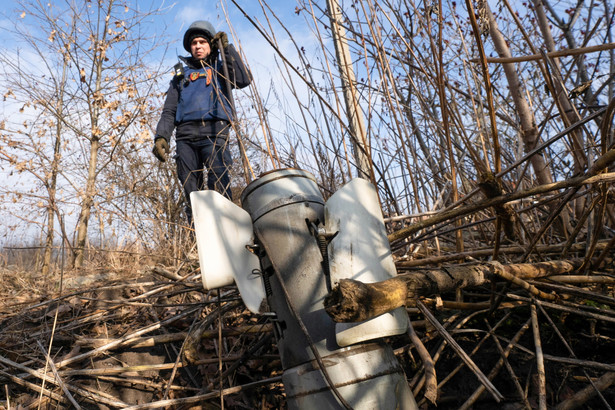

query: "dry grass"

left=0, top=252, right=284, bottom=409
left=1, top=245, right=614, bottom=409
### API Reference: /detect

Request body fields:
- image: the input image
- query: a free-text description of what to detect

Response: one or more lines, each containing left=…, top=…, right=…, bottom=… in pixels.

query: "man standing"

left=153, top=20, right=252, bottom=222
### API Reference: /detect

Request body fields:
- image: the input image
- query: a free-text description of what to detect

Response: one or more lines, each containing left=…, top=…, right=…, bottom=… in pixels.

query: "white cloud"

left=173, top=4, right=227, bottom=35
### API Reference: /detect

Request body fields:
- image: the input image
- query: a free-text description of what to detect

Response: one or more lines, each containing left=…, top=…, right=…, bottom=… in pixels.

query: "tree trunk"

left=72, top=1, right=113, bottom=268
left=42, top=133, right=61, bottom=276
left=478, top=3, right=576, bottom=235
left=72, top=138, right=100, bottom=268
left=326, top=0, right=372, bottom=179
left=42, top=61, right=68, bottom=276
left=532, top=0, right=587, bottom=187
left=485, top=3, right=553, bottom=186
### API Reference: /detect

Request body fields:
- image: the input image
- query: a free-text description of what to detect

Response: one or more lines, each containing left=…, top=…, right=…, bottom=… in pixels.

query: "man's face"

left=191, top=37, right=211, bottom=60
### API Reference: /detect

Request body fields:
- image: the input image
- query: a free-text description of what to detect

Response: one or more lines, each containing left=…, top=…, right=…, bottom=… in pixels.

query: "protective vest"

left=175, top=62, right=233, bottom=124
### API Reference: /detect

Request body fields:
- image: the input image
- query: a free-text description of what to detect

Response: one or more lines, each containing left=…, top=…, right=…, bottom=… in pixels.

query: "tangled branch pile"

left=0, top=266, right=284, bottom=409
left=1, top=0, right=615, bottom=408
left=1, top=234, right=614, bottom=409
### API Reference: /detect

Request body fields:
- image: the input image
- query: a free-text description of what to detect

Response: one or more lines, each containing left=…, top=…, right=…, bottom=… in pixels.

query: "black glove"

left=152, top=137, right=169, bottom=162
left=212, top=31, right=228, bottom=51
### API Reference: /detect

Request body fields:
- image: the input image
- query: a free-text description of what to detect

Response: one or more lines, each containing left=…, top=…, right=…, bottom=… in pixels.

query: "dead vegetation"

left=0, top=262, right=285, bottom=409
left=1, top=0, right=615, bottom=408
left=0, top=234, right=614, bottom=409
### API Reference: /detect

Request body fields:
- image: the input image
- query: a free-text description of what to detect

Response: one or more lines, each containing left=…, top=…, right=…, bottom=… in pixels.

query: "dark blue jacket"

left=155, top=44, right=252, bottom=141
left=175, top=63, right=232, bottom=123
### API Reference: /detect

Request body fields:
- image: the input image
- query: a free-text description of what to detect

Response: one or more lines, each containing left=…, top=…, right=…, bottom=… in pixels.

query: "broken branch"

left=325, top=260, right=582, bottom=322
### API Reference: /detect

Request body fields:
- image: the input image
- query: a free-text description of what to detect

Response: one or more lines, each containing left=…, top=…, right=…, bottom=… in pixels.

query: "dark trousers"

left=175, top=137, right=233, bottom=223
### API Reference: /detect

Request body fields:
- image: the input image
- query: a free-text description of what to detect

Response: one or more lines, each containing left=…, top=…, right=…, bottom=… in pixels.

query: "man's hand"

left=212, top=31, right=228, bottom=50
left=152, top=137, right=169, bottom=162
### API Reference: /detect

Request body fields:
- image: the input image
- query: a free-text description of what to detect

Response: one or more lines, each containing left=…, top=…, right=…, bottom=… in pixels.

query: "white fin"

left=325, top=178, right=409, bottom=346
left=191, top=190, right=266, bottom=314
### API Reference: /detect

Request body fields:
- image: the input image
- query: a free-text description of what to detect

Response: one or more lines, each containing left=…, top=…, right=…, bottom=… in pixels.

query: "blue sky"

left=0, top=0, right=315, bottom=81
left=0, top=0, right=320, bottom=141
left=0, top=0, right=324, bottom=244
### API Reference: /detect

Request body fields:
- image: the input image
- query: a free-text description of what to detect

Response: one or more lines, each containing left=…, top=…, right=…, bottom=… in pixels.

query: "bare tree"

left=0, top=0, right=170, bottom=268
left=0, top=0, right=612, bottom=269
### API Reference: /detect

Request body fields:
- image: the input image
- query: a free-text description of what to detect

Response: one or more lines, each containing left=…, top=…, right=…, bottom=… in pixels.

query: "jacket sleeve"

left=154, top=78, right=180, bottom=141
left=223, top=44, right=252, bottom=90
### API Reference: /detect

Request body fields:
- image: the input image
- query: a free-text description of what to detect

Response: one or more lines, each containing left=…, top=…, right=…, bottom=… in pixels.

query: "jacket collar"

left=180, top=55, right=216, bottom=69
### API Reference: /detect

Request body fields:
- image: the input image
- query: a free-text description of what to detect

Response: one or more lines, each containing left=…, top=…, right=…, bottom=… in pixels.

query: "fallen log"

left=324, top=259, right=584, bottom=322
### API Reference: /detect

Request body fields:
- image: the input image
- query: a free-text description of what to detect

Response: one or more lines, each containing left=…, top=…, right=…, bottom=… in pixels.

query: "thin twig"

left=0, top=369, right=66, bottom=407
left=458, top=318, right=532, bottom=410
left=122, top=376, right=283, bottom=410
left=531, top=303, right=547, bottom=410
left=416, top=300, right=504, bottom=403
left=0, top=354, right=130, bottom=408
left=555, top=371, right=615, bottom=410
left=51, top=306, right=200, bottom=370
left=36, top=340, right=81, bottom=409
left=485, top=319, right=532, bottom=409
left=407, top=318, right=437, bottom=404
left=536, top=302, right=613, bottom=409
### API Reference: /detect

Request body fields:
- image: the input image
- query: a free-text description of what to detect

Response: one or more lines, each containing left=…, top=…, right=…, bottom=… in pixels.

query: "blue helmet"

left=183, top=20, right=216, bottom=51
